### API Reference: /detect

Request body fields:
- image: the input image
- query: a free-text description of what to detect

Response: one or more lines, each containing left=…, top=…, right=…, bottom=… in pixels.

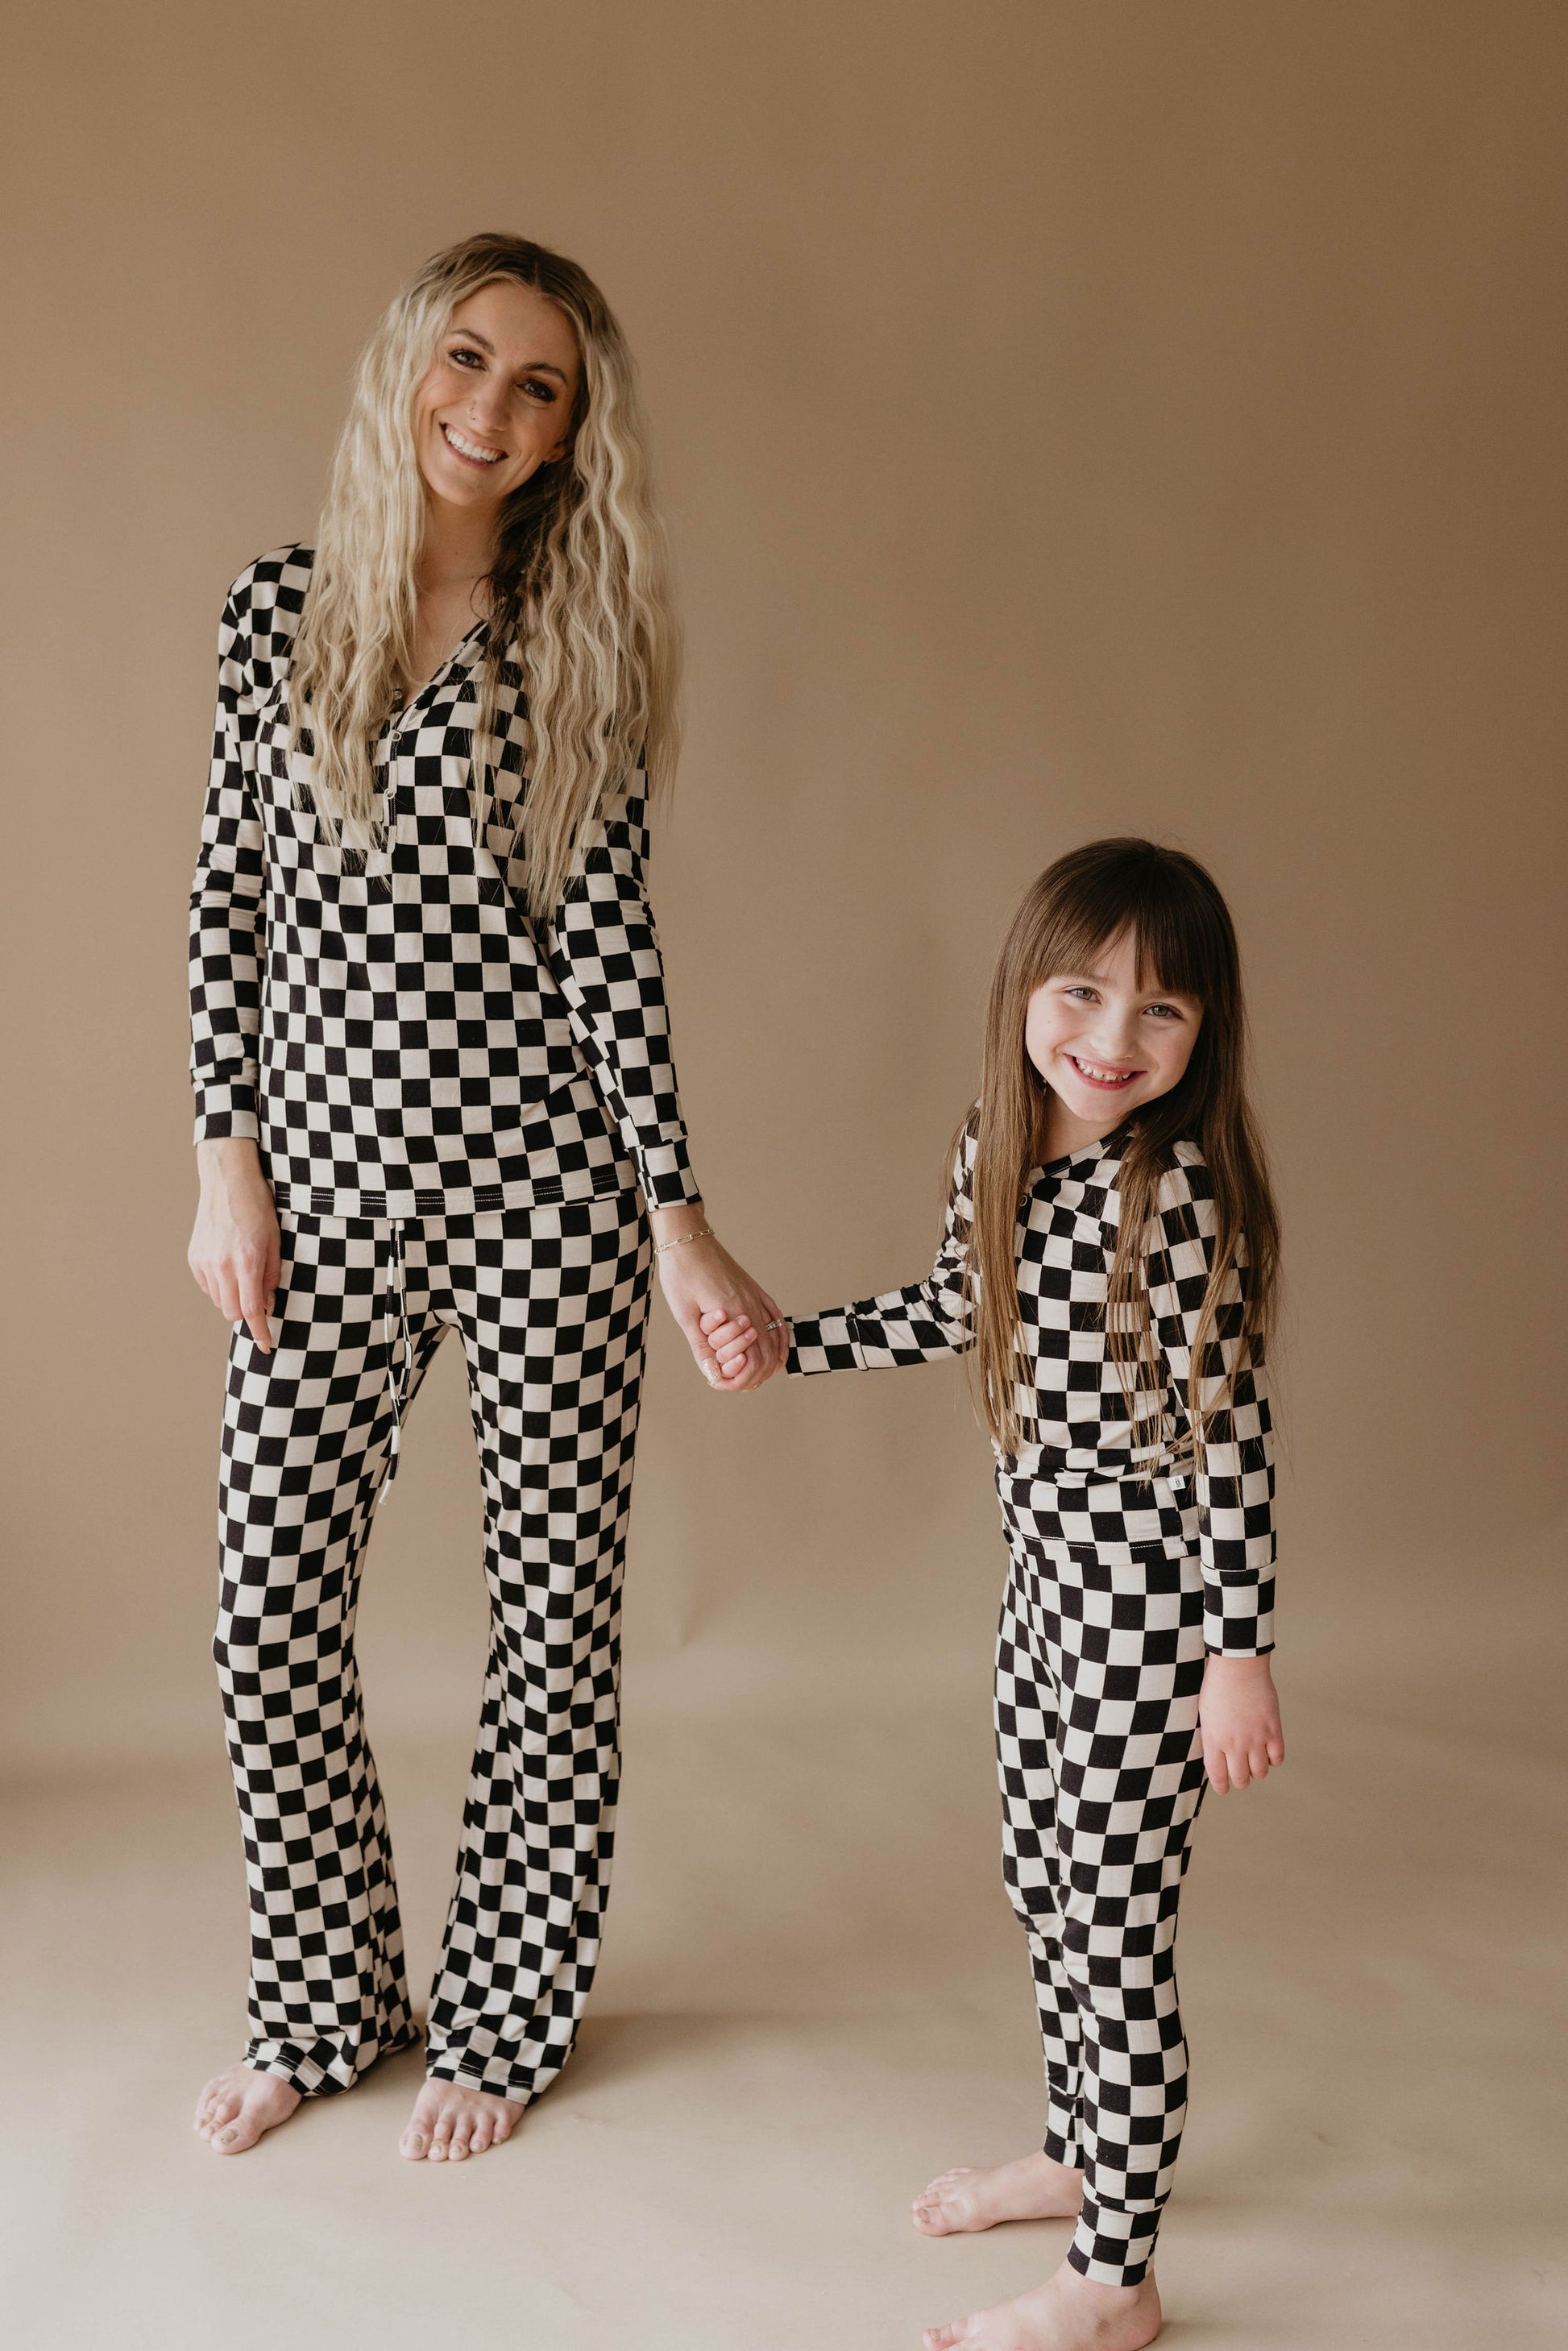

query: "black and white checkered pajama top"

left=788, top=1121, right=1276, bottom=1655
left=189, top=545, right=701, bottom=1220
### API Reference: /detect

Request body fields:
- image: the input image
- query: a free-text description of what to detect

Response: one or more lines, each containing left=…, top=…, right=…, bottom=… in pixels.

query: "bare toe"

left=468, top=2123, right=492, bottom=2154
left=197, top=2088, right=242, bottom=2142
left=448, top=2123, right=472, bottom=2162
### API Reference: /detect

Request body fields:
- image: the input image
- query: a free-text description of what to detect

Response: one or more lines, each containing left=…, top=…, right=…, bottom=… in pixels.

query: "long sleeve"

left=544, top=775, right=701, bottom=1211
left=788, top=1132, right=974, bottom=1373
left=1145, top=1155, right=1276, bottom=1654
left=189, top=584, right=266, bottom=1142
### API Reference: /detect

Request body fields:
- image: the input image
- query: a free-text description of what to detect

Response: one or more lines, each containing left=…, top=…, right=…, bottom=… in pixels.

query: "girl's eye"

left=1064, top=986, right=1098, bottom=1002
left=1144, top=1002, right=1183, bottom=1020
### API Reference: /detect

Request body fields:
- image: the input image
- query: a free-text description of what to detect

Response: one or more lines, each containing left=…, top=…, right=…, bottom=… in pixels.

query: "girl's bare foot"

left=193, top=2063, right=301, bottom=2154
left=399, top=2079, right=524, bottom=2162
left=923, top=2263, right=1161, bottom=2351
left=913, top=2150, right=1085, bottom=2235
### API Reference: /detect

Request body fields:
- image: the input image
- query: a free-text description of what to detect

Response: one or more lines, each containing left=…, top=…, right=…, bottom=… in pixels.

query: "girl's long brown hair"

left=962, top=838, right=1280, bottom=1461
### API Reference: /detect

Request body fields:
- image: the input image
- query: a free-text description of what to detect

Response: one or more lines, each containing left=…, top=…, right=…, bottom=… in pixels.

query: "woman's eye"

left=521, top=378, right=557, bottom=404
left=450, top=346, right=484, bottom=370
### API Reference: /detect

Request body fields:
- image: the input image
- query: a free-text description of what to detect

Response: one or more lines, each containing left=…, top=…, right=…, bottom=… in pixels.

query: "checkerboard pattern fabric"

left=786, top=1117, right=1276, bottom=1652
left=786, top=1116, right=1277, bottom=2283
left=996, top=1521, right=1206, bottom=2284
left=215, top=1192, right=649, bottom=2100
left=189, top=545, right=700, bottom=1220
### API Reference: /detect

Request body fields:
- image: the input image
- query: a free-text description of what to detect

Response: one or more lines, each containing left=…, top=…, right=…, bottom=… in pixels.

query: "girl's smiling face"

left=1025, top=927, right=1203, bottom=1151
left=413, top=280, right=583, bottom=514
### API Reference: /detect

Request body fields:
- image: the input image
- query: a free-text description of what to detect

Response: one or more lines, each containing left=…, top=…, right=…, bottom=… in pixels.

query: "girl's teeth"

left=1072, top=1058, right=1134, bottom=1083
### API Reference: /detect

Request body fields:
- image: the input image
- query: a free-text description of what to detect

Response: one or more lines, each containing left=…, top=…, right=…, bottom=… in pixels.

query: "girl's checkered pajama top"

left=190, top=547, right=700, bottom=2102
left=787, top=1121, right=1276, bottom=2286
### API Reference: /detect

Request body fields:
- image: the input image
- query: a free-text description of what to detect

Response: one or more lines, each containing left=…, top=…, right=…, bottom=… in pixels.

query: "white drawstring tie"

left=381, top=1220, right=412, bottom=1499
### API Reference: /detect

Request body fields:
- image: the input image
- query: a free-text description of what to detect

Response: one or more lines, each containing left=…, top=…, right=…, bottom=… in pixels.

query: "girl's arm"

left=1144, top=1154, right=1276, bottom=1656
left=786, top=1132, right=974, bottom=1375
left=1146, top=1153, right=1283, bottom=1793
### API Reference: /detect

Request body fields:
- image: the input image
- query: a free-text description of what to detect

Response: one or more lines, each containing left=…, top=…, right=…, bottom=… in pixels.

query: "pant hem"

left=424, top=2054, right=544, bottom=2104
left=245, top=2026, right=422, bottom=2100
left=1067, top=2240, right=1155, bottom=2289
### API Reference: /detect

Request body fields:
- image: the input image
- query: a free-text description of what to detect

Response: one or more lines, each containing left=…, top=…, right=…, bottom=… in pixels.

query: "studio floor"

left=4, top=1582, right=1563, bottom=2351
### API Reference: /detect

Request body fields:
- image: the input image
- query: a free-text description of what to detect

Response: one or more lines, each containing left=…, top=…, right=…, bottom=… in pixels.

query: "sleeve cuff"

left=785, top=1314, right=865, bottom=1375
left=636, top=1134, right=702, bottom=1209
left=193, top=1078, right=259, bottom=1144
left=1202, top=1569, right=1276, bottom=1656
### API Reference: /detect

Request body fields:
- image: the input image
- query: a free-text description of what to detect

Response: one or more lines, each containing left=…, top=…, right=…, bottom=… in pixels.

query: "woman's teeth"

left=1068, top=1056, right=1138, bottom=1086
left=442, top=423, right=504, bottom=464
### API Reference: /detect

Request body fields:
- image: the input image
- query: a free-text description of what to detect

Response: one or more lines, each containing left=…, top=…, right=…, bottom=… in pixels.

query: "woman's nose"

left=465, top=380, right=509, bottom=429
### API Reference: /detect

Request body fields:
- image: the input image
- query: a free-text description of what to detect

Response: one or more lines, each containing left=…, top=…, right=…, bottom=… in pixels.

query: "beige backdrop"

left=2, top=6, right=1564, bottom=2349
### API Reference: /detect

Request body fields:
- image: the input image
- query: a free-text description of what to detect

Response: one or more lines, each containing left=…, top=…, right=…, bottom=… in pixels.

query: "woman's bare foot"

left=399, top=2079, right=525, bottom=2162
left=914, top=2150, right=1085, bottom=2235
left=193, top=2063, right=302, bottom=2154
left=923, top=2262, right=1161, bottom=2351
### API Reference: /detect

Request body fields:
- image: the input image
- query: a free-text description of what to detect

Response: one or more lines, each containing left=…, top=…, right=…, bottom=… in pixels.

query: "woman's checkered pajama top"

left=787, top=1121, right=1276, bottom=2287
left=190, top=548, right=699, bottom=2104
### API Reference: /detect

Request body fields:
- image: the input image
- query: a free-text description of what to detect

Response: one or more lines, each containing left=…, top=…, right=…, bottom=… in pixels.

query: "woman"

left=188, top=233, right=781, bottom=2163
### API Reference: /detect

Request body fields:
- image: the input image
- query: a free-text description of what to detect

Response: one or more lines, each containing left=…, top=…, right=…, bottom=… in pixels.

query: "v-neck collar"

left=1029, top=1112, right=1139, bottom=1188
left=394, top=620, right=487, bottom=714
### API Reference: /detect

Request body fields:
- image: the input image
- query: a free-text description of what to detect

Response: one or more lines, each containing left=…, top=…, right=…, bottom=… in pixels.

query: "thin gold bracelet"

left=653, top=1225, right=716, bottom=1255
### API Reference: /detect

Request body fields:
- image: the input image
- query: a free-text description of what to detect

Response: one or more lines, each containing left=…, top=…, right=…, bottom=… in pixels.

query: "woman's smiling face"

left=1024, top=927, right=1203, bottom=1142
left=413, top=280, right=583, bottom=514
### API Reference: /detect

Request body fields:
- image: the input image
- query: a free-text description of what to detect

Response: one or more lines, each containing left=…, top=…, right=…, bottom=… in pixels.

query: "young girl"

left=715, top=838, right=1284, bottom=2351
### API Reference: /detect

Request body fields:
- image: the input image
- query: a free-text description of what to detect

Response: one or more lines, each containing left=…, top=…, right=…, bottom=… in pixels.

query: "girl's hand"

left=189, top=1138, right=281, bottom=1354
left=649, top=1206, right=785, bottom=1392
left=1198, top=1653, right=1284, bottom=1793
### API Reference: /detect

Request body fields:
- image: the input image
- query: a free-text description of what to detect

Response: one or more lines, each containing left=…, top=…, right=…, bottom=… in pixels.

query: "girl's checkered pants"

left=997, top=1478, right=1209, bottom=2287
left=213, top=1191, right=649, bottom=2102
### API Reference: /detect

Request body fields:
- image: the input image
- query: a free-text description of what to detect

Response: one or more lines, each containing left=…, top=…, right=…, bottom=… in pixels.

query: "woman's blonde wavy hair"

left=960, top=839, right=1280, bottom=1463
left=288, top=231, right=681, bottom=914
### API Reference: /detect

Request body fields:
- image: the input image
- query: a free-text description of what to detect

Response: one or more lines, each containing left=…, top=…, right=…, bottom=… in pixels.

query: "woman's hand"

left=1198, top=1653, right=1285, bottom=1793
left=649, top=1204, right=785, bottom=1392
left=189, top=1138, right=281, bottom=1354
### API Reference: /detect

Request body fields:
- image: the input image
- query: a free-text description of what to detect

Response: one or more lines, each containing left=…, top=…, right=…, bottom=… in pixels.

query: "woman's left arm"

left=545, top=773, right=783, bottom=1389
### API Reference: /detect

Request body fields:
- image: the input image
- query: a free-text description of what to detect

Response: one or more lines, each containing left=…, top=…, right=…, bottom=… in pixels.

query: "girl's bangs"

left=1031, top=856, right=1229, bottom=1010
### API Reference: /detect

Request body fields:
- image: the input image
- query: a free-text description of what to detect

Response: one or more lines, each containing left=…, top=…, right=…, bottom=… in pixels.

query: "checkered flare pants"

left=995, top=1478, right=1210, bottom=2287
left=213, top=1192, right=649, bottom=2103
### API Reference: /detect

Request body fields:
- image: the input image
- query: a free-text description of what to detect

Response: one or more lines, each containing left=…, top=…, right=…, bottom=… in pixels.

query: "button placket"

left=388, top=695, right=421, bottom=902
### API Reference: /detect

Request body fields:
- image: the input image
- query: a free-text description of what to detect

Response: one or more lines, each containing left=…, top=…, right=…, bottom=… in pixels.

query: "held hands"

left=1198, top=1653, right=1285, bottom=1793
left=649, top=1205, right=786, bottom=1393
